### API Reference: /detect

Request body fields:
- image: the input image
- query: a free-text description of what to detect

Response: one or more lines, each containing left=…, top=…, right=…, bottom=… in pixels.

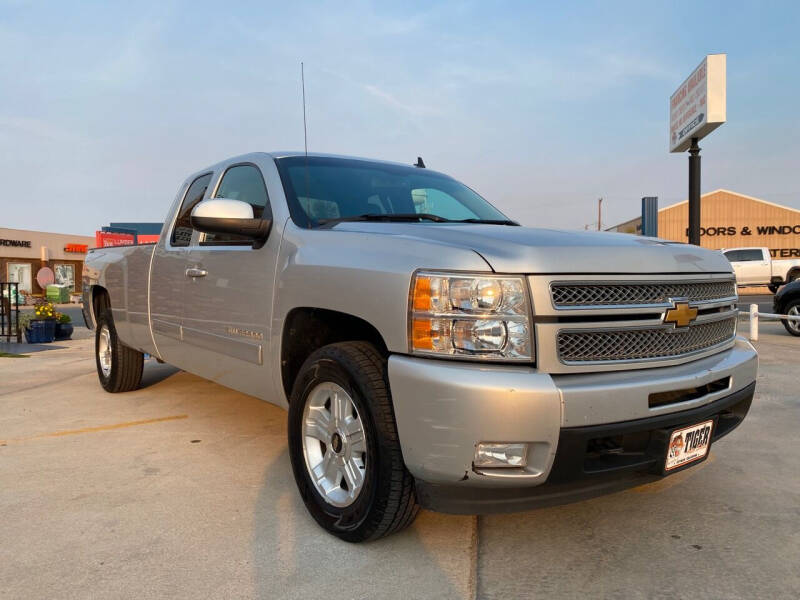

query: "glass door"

left=54, top=264, right=75, bottom=291
left=7, top=263, right=32, bottom=293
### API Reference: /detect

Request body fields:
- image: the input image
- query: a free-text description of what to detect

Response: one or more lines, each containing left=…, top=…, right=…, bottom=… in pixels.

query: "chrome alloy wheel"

left=98, top=325, right=112, bottom=377
left=301, top=382, right=368, bottom=507
left=788, top=305, right=800, bottom=334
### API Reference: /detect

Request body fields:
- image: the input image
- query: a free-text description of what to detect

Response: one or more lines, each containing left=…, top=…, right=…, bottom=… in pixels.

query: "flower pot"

left=28, top=319, right=56, bottom=343
left=55, top=322, right=74, bottom=340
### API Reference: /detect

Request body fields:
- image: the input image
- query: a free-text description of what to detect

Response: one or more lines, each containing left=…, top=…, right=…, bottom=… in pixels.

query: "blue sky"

left=1, top=0, right=799, bottom=235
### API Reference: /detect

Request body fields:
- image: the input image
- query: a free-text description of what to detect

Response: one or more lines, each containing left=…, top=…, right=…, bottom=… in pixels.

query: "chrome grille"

left=551, top=280, right=736, bottom=308
left=557, top=317, right=736, bottom=363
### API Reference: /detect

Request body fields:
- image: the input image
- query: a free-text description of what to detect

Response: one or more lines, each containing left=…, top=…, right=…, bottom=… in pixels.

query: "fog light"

left=474, top=443, right=528, bottom=468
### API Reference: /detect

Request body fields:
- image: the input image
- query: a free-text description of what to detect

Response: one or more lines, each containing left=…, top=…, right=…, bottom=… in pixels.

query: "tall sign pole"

left=669, top=54, right=727, bottom=246
left=688, top=138, right=701, bottom=245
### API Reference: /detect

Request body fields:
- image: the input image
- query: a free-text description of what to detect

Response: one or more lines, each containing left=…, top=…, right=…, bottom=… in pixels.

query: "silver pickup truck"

left=83, top=152, right=757, bottom=542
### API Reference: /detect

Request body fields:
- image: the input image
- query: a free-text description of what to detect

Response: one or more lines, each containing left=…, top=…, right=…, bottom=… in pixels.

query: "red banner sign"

left=95, top=232, right=135, bottom=247
left=64, top=243, right=89, bottom=253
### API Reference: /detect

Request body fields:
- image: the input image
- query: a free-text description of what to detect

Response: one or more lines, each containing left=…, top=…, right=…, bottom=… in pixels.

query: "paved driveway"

left=1, top=321, right=798, bottom=599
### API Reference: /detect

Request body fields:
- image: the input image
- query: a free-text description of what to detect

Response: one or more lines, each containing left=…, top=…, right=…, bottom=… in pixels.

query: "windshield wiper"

left=315, top=213, right=453, bottom=228
left=455, top=218, right=520, bottom=226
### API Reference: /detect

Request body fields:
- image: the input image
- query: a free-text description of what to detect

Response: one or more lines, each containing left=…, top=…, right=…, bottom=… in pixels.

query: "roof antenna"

left=414, top=156, right=425, bottom=168
left=301, top=62, right=308, bottom=157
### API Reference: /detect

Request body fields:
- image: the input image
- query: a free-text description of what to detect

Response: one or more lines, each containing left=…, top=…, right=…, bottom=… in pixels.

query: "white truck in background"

left=722, top=247, right=800, bottom=292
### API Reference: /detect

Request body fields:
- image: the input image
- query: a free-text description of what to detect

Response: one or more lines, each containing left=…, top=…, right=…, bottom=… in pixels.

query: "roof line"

left=658, top=189, right=800, bottom=214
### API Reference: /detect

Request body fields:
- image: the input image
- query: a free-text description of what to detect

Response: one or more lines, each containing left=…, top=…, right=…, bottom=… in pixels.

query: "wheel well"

left=281, top=308, right=388, bottom=398
left=91, top=286, right=110, bottom=325
left=788, top=268, right=800, bottom=281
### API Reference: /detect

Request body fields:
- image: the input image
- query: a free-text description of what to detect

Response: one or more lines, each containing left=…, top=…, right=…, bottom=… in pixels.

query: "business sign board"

left=95, top=231, right=135, bottom=247
left=669, top=54, right=726, bottom=152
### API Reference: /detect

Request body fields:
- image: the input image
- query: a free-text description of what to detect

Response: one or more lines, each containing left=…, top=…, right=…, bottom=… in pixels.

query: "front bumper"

left=388, top=337, right=758, bottom=513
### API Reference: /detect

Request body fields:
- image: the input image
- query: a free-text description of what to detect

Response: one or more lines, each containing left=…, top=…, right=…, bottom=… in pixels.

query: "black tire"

left=781, top=299, right=800, bottom=337
left=95, top=309, right=144, bottom=392
left=788, top=270, right=800, bottom=284
left=287, top=341, right=419, bottom=542
left=768, top=284, right=779, bottom=294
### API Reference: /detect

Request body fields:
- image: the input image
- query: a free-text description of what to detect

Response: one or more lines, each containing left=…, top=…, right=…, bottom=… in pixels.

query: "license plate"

left=664, top=419, right=714, bottom=472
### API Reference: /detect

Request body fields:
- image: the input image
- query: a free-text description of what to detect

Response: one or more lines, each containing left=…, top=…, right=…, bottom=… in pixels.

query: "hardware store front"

left=1, top=227, right=95, bottom=298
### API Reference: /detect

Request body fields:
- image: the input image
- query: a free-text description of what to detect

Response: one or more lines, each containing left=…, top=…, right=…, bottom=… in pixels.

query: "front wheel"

left=288, top=342, right=419, bottom=542
left=95, top=310, right=144, bottom=392
left=782, top=300, right=800, bottom=337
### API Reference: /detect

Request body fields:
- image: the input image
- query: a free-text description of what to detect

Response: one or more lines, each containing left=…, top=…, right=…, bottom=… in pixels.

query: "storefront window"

left=7, top=263, right=32, bottom=293
left=54, top=264, right=75, bottom=291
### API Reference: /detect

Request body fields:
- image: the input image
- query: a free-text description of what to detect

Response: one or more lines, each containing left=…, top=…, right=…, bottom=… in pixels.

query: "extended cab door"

left=150, top=172, right=213, bottom=367
left=725, top=248, right=769, bottom=285
left=179, top=162, right=278, bottom=398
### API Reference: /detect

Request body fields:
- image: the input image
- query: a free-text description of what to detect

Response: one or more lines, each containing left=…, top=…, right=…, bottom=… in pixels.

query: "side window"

left=741, top=249, right=764, bottom=261
left=724, top=250, right=741, bottom=262
left=171, top=173, right=213, bottom=247
left=204, top=164, right=272, bottom=244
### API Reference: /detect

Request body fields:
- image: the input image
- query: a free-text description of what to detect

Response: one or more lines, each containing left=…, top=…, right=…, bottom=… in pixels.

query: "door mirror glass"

left=190, top=198, right=271, bottom=241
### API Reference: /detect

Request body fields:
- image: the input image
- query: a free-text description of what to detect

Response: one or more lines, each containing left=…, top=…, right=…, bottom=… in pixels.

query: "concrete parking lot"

left=1, top=318, right=798, bottom=599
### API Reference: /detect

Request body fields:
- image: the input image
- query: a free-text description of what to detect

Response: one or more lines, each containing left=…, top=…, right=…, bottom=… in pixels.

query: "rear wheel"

left=95, top=310, right=144, bottom=392
left=768, top=284, right=779, bottom=294
left=288, top=341, right=419, bottom=542
left=782, top=300, right=800, bottom=337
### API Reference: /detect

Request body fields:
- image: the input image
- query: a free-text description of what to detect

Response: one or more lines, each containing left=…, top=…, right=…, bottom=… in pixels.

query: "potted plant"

left=54, top=311, right=74, bottom=340
left=26, top=300, right=57, bottom=343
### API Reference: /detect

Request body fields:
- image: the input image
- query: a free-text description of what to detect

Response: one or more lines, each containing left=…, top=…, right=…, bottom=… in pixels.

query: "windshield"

left=275, top=156, right=510, bottom=228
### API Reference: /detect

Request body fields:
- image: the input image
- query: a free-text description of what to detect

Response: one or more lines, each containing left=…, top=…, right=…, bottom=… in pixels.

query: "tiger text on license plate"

left=664, top=419, right=714, bottom=472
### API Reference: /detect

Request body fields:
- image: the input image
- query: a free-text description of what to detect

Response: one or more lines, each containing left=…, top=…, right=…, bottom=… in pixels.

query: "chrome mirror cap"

left=190, top=198, right=271, bottom=241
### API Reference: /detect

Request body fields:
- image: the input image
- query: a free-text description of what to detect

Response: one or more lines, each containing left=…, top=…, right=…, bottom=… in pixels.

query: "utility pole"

left=597, top=198, right=603, bottom=231
left=688, top=137, right=701, bottom=245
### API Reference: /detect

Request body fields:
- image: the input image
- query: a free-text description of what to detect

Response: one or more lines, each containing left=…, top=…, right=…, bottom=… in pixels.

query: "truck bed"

left=83, top=244, right=157, bottom=354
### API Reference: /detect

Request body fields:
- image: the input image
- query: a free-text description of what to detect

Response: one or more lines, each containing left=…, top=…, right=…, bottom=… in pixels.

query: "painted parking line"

left=0, top=414, right=189, bottom=445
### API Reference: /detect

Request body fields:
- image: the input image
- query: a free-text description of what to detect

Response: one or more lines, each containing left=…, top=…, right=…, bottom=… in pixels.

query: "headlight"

left=409, top=271, right=533, bottom=361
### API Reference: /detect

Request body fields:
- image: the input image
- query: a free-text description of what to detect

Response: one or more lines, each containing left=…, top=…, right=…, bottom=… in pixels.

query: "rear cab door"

left=724, top=248, right=769, bottom=285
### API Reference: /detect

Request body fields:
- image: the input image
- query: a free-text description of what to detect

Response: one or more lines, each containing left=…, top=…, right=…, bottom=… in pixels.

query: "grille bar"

left=551, top=280, right=736, bottom=308
left=557, top=317, right=736, bottom=364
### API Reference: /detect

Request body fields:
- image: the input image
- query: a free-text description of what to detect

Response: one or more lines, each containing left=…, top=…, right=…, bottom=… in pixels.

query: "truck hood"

left=330, top=222, right=732, bottom=274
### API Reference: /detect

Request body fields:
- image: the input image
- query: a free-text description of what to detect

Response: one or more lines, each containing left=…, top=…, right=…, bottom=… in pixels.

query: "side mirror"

left=190, top=198, right=271, bottom=240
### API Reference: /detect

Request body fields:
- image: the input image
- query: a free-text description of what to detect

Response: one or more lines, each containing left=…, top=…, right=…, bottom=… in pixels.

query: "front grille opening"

left=648, top=377, right=730, bottom=409
left=557, top=317, right=736, bottom=363
left=551, top=280, right=736, bottom=307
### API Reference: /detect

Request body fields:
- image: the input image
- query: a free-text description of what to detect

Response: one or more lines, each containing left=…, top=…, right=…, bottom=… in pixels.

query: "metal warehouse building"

left=609, top=189, right=800, bottom=258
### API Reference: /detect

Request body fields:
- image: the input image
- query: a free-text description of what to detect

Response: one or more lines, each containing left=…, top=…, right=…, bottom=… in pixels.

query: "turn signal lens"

left=409, top=272, right=532, bottom=361
left=411, top=317, right=452, bottom=353
left=412, top=276, right=432, bottom=311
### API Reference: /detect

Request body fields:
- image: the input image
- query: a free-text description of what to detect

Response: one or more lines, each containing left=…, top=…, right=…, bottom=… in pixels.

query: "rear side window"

left=171, top=173, right=213, bottom=247
left=740, top=249, right=764, bottom=261
left=726, top=249, right=762, bottom=262
left=204, top=164, right=272, bottom=244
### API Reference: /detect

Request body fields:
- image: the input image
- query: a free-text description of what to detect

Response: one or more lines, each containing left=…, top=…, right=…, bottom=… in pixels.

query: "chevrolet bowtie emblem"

left=664, top=301, right=698, bottom=328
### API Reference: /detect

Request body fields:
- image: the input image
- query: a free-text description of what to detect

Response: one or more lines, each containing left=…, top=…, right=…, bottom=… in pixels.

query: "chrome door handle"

left=185, top=268, right=207, bottom=278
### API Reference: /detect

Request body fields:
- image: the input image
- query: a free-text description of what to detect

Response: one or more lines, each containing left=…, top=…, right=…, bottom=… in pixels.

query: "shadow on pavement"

left=251, top=446, right=472, bottom=599
left=139, top=360, right=180, bottom=388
